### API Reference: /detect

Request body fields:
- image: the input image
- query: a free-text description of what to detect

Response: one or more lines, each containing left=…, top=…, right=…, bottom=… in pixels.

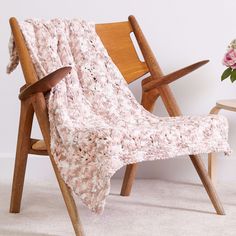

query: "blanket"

left=7, top=19, right=231, bottom=214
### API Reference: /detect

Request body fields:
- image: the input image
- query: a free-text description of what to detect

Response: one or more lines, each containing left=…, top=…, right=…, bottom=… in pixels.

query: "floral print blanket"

left=7, top=19, right=231, bottom=214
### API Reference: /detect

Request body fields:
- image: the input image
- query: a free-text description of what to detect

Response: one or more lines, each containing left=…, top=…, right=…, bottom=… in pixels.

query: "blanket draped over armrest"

left=7, top=19, right=231, bottom=214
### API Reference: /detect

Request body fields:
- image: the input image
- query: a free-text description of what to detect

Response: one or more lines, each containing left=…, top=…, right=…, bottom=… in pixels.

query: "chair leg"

left=120, top=164, right=138, bottom=196
left=190, top=154, right=225, bottom=215
left=207, top=106, right=221, bottom=184
left=53, top=168, right=84, bottom=236
left=10, top=100, right=34, bottom=213
left=32, top=94, right=84, bottom=236
left=208, top=153, right=217, bottom=184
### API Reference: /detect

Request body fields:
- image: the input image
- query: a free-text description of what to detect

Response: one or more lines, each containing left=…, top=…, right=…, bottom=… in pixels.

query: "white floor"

left=0, top=179, right=236, bottom=236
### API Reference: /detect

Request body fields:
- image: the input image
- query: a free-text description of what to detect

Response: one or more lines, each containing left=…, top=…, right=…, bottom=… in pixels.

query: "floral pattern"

left=7, top=19, right=231, bottom=214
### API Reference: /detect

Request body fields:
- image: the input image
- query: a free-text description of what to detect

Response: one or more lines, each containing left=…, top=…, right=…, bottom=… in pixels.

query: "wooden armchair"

left=9, top=15, right=224, bottom=236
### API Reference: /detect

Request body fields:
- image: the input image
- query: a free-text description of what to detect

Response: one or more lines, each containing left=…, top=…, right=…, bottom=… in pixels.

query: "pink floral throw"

left=7, top=19, right=231, bottom=214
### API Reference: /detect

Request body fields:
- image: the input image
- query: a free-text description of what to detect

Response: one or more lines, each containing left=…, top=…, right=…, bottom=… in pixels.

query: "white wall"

left=1, top=0, right=236, bottom=184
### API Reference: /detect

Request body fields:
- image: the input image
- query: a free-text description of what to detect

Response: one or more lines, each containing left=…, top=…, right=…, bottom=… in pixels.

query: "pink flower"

left=223, top=48, right=236, bottom=69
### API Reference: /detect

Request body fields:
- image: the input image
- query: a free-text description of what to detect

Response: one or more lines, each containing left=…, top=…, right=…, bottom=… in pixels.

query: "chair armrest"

left=142, top=60, right=209, bottom=92
left=19, top=66, right=72, bottom=100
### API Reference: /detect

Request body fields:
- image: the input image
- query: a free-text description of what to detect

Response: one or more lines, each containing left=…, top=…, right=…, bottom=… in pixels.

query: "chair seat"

left=32, top=140, right=47, bottom=151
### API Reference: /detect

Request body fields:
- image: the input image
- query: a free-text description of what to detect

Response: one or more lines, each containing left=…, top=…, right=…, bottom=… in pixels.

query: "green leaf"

left=221, top=67, right=232, bottom=81
left=230, top=69, right=236, bottom=82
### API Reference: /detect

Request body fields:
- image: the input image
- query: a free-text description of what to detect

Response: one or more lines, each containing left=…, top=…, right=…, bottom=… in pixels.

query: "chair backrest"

left=96, top=22, right=149, bottom=83
left=9, top=17, right=149, bottom=85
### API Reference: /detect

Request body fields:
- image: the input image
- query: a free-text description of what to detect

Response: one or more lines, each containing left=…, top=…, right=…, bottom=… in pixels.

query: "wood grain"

left=96, top=22, right=149, bottom=83
left=142, top=60, right=209, bottom=92
left=10, top=99, right=34, bottom=213
left=19, top=67, right=71, bottom=100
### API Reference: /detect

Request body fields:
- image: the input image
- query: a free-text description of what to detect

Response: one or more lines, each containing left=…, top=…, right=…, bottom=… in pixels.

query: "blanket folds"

left=7, top=19, right=231, bottom=214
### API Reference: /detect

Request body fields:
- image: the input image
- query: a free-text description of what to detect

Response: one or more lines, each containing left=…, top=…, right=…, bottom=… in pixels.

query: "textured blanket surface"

left=7, top=19, right=231, bottom=213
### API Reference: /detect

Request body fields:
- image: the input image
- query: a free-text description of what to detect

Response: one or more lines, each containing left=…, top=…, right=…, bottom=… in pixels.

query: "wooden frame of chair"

left=9, top=15, right=224, bottom=236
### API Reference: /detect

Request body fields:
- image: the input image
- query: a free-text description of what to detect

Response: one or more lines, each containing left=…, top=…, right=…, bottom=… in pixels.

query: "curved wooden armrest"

left=19, top=66, right=72, bottom=100
left=142, top=60, right=209, bottom=92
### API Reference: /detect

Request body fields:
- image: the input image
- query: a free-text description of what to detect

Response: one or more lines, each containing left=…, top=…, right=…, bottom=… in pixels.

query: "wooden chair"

left=9, top=15, right=225, bottom=236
